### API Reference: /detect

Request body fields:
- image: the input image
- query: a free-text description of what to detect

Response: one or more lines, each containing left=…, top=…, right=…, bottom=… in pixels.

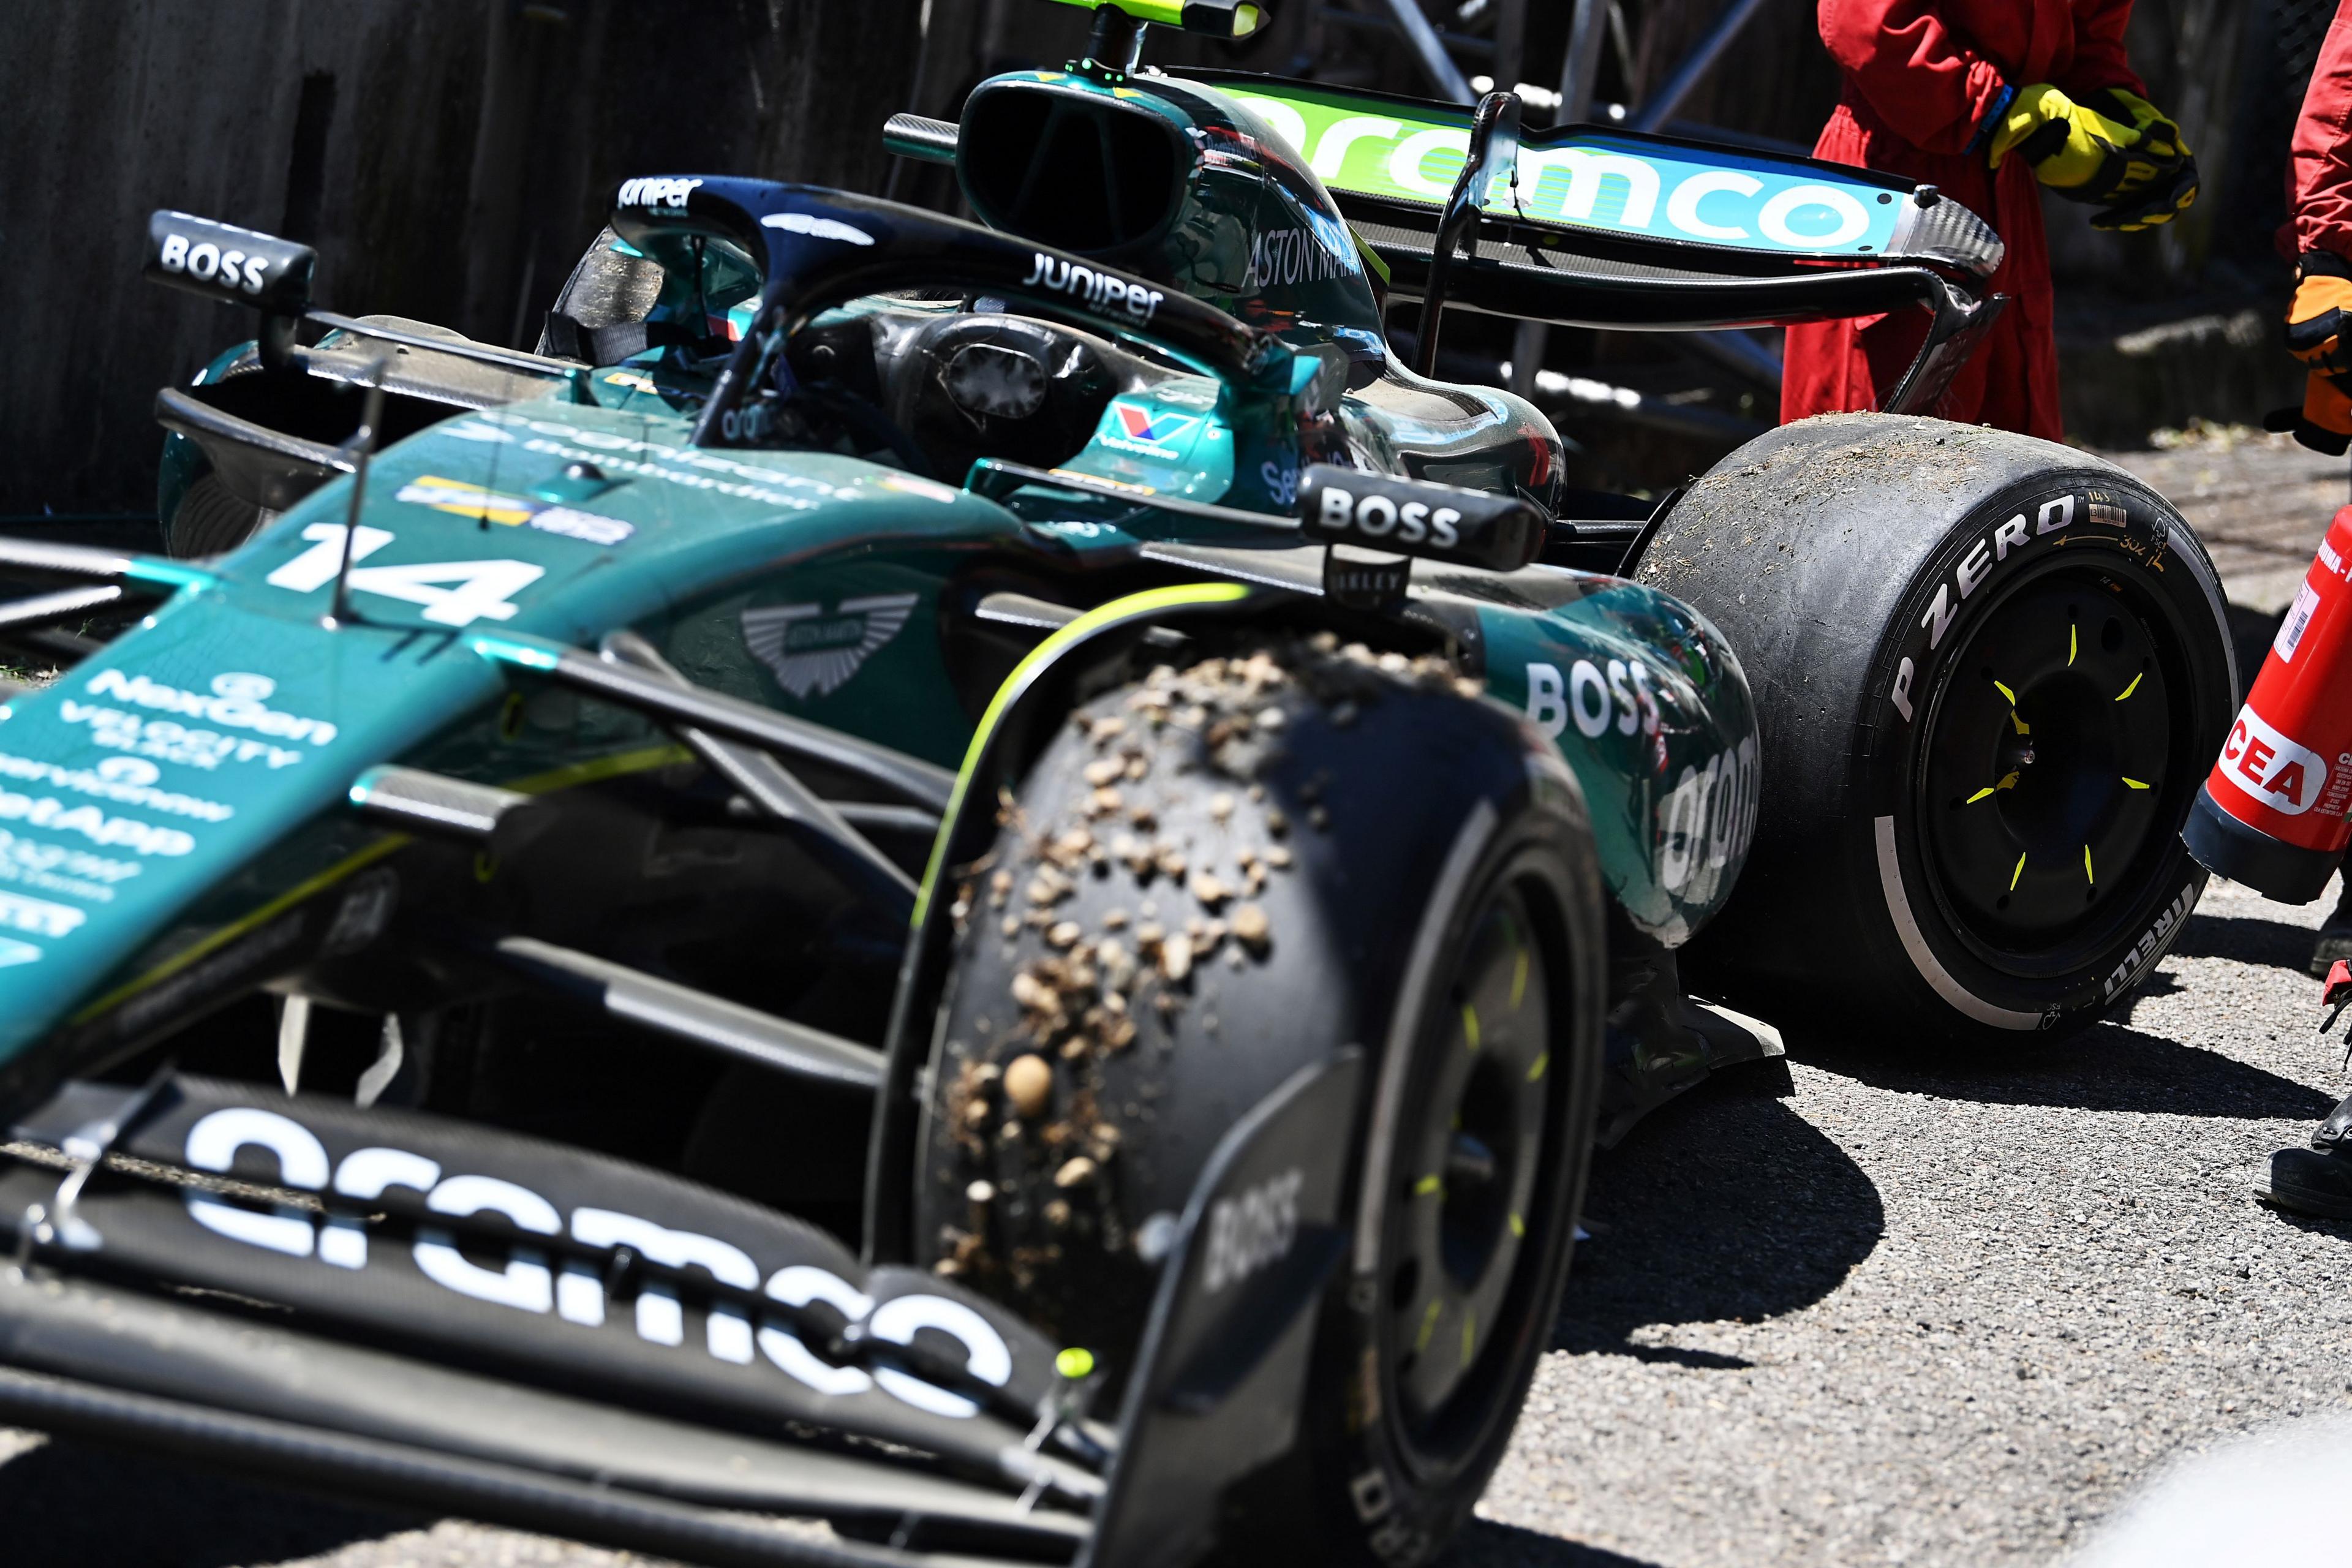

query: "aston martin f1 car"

left=0, top=2, right=2233, bottom=1563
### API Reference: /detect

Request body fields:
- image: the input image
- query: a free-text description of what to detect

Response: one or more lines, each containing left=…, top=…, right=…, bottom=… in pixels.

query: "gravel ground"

left=7, top=431, right=2348, bottom=1567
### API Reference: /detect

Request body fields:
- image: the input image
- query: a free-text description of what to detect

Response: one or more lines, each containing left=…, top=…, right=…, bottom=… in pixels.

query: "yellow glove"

left=1987, top=83, right=2185, bottom=208
left=2286, top=268, right=2352, bottom=374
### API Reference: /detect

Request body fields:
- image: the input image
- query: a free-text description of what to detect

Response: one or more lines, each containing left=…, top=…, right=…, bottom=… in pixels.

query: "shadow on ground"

left=2171, top=910, right=2326, bottom=973
left=1787, top=1019, right=2337, bottom=1122
left=1556, top=1067, right=1884, bottom=1366
left=1441, top=1517, right=1668, bottom=1567
left=0, top=1433, right=410, bottom=1567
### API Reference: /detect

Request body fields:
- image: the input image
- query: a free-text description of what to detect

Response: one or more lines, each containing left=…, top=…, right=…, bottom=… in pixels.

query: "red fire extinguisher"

left=2184, top=505, right=2352, bottom=901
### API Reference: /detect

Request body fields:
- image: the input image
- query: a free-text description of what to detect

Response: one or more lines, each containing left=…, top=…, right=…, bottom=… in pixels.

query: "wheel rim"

left=1380, top=880, right=1556, bottom=1471
left=1917, top=557, right=2203, bottom=976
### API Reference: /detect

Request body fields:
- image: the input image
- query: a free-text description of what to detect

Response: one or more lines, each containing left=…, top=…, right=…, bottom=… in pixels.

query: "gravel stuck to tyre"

left=1632, top=413, right=2235, bottom=1045
left=915, top=636, right=1604, bottom=1566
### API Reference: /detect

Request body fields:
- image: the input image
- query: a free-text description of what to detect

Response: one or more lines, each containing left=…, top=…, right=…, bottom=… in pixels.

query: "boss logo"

left=1202, top=1167, right=1303, bottom=1293
left=156, top=231, right=270, bottom=295
left=1314, top=484, right=1464, bottom=549
left=1297, top=464, right=1544, bottom=572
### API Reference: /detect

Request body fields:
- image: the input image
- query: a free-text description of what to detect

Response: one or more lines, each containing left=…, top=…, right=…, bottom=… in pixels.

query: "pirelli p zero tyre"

left=913, top=639, right=1603, bottom=1567
left=1631, top=415, right=2234, bottom=1045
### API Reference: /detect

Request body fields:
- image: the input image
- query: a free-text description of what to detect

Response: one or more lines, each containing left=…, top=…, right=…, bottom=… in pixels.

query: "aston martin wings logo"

left=741, top=593, right=920, bottom=699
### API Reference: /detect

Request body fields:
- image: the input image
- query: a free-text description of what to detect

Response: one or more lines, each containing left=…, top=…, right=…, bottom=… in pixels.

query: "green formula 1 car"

left=0, top=2, right=2233, bottom=1564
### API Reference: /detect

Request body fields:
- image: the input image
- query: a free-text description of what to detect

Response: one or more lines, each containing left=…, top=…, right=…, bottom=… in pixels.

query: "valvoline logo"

left=1099, top=402, right=1203, bottom=459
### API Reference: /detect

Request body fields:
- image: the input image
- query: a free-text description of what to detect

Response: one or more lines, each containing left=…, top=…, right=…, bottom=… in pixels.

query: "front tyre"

left=911, top=639, right=1602, bottom=1566
left=1632, top=415, right=2234, bottom=1044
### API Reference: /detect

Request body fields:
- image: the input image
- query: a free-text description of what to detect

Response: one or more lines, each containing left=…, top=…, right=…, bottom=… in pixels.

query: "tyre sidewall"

left=1855, top=474, right=2232, bottom=1035
left=1308, top=791, right=1604, bottom=1568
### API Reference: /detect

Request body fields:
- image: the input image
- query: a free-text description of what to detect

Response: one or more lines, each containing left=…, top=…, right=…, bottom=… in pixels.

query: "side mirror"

left=145, top=211, right=315, bottom=368
left=1297, top=465, right=1545, bottom=573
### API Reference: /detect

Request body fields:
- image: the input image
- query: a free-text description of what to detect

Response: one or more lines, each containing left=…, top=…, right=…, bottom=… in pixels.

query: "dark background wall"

left=0, top=0, right=926, bottom=518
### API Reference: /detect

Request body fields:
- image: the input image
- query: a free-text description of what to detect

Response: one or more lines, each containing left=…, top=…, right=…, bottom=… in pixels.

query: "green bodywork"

left=6, top=67, right=1762, bottom=1068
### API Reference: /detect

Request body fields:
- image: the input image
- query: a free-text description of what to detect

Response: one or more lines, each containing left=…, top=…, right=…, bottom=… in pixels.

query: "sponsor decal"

left=176, top=1104, right=1014, bottom=1419
left=0, top=937, right=39, bottom=968
left=479, top=413, right=843, bottom=511
left=1204, top=1167, right=1303, bottom=1293
left=1244, top=222, right=1359, bottom=290
left=2103, top=882, right=2196, bottom=1000
left=1223, top=89, right=1896, bottom=259
left=616, top=176, right=702, bottom=211
left=1524, top=657, right=1660, bottom=744
left=0, top=828, right=142, bottom=903
left=0, top=753, right=232, bottom=823
left=875, top=473, right=960, bottom=505
left=1261, top=459, right=1298, bottom=507
left=1316, top=481, right=1463, bottom=550
left=1889, top=495, right=2078, bottom=725
left=0, top=791, right=192, bottom=857
left=742, top=593, right=920, bottom=699
left=0, top=889, right=85, bottom=938
left=2216, top=702, right=2328, bottom=815
left=398, top=475, right=634, bottom=547
left=602, top=371, right=660, bottom=394
left=61, top=669, right=331, bottom=770
left=758, top=211, right=875, bottom=246
left=1098, top=402, right=1205, bottom=461
left=1019, top=252, right=1165, bottom=325
left=1653, top=737, right=1760, bottom=895
left=154, top=230, right=271, bottom=295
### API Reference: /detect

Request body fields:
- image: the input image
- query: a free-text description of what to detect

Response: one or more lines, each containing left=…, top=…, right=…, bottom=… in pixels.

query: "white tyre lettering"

left=1568, top=660, right=1611, bottom=738
left=1955, top=537, right=1994, bottom=599
left=869, top=1295, right=1013, bottom=1419
left=1526, top=663, right=1567, bottom=737
left=184, top=1107, right=330, bottom=1259
left=2037, top=496, right=2074, bottom=535
left=1921, top=584, right=1956, bottom=650
left=1992, top=514, right=2027, bottom=559
left=1891, top=656, right=1915, bottom=723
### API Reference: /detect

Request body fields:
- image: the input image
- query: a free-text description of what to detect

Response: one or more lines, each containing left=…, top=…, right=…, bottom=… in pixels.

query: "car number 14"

left=266, top=524, right=545, bottom=627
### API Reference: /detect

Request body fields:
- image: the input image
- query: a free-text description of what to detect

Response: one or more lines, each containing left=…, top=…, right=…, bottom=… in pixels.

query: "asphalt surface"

left=9, top=430, right=2350, bottom=1567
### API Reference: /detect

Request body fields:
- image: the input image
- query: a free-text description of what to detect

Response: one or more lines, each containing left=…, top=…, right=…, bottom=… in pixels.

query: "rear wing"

left=1170, top=72, right=2006, bottom=415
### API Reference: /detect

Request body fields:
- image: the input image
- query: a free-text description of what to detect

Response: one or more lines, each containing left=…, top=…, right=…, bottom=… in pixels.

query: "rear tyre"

left=913, top=638, right=1602, bottom=1565
left=1630, top=414, right=2235, bottom=1044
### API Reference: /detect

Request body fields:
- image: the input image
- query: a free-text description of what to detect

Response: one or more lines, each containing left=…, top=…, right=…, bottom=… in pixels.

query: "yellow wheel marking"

left=1992, top=679, right=2018, bottom=704
left=1509, top=1212, right=1526, bottom=1238
left=1461, top=1002, right=1480, bottom=1051
left=1527, top=1050, right=1548, bottom=1083
left=2068, top=624, right=2078, bottom=666
left=1416, top=1299, right=1441, bottom=1354
left=1967, top=786, right=1996, bottom=804
left=2084, top=845, right=2095, bottom=884
left=1413, top=1174, right=1444, bottom=1198
left=2011, top=712, right=2032, bottom=736
left=2010, top=853, right=2027, bottom=892
left=1461, top=1308, right=1478, bottom=1370
left=2116, top=672, right=2143, bottom=702
left=1510, top=947, right=1528, bottom=1009
left=2123, top=777, right=2150, bottom=790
